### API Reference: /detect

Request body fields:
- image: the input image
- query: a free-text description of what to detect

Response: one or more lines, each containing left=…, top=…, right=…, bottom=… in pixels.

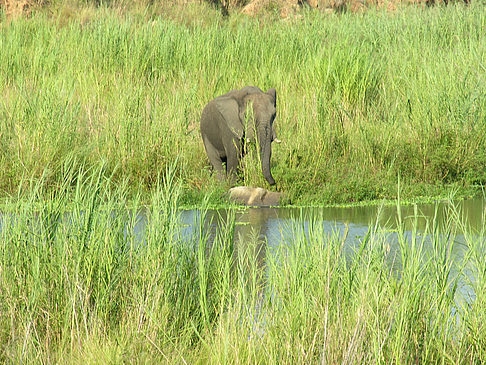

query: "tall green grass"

left=0, top=3, right=485, bottom=204
left=1, top=166, right=485, bottom=362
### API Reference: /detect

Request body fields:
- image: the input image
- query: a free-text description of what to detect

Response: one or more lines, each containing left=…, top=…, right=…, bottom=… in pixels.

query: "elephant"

left=200, top=86, right=279, bottom=185
left=228, top=186, right=285, bottom=207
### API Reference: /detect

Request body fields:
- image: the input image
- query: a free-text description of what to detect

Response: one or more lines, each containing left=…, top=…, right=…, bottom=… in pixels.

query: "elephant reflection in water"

left=201, top=208, right=279, bottom=331
left=235, top=207, right=278, bottom=271
left=205, top=207, right=279, bottom=277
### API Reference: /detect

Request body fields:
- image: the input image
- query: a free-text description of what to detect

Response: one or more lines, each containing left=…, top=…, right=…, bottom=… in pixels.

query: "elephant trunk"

left=258, top=125, right=275, bottom=186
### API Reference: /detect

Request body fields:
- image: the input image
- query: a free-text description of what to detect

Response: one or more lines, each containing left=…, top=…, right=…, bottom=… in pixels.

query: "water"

left=171, top=198, right=486, bottom=260
left=1, top=198, right=485, bottom=292
left=120, top=197, right=484, bottom=289
left=1, top=197, right=484, bottom=332
left=2, top=198, right=485, bottom=257
left=177, top=199, right=483, bottom=308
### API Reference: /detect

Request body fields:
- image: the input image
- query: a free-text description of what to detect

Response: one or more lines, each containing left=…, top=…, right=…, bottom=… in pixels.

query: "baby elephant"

left=200, top=86, right=279, bottom=185
left=228, top=186, right=284, bottom=207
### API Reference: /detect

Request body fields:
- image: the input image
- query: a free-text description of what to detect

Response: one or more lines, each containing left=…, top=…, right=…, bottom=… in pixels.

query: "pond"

left=1, top=197, right=484, bottom=306
left=135, top=197, right=486, bottom=253
left=115, top=197, right=483, bottom=301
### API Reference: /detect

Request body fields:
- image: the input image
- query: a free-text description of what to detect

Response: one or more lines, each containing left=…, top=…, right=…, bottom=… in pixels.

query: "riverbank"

left=1, top=2, right=484, bottom=206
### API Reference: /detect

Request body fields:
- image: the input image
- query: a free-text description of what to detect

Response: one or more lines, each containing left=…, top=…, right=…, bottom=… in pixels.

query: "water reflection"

left=171, top=198, right=485, bottom=257
left=1, top=198, right=484, bottom=335
left=1, top=198, right=484, bottom=309
left=1, top=198, right=485, bottom=248
left=172, top=198, right=484, bottom=306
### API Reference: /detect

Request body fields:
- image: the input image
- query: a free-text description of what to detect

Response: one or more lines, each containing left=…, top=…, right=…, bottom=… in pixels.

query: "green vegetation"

left=2, top=4, right=485, bottom=361
left=0, top=168, right=485, bottom=362
left=1, top=2, right=485, bottom=205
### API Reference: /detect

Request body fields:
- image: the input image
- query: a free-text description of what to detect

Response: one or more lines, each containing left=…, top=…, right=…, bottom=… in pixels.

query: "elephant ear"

left=266, top=88, right=277, bottom=107
left=215, top=97, right=244, bottom=139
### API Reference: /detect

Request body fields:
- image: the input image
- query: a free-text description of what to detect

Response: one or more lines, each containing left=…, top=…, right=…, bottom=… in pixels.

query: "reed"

left=1, top=3, right=485, bottom=204
left=0, top=166, right=485, bottom=362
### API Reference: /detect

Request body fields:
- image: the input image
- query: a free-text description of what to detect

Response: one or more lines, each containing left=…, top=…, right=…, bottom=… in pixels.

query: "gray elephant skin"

left=200, top=86, right=279, bottom=186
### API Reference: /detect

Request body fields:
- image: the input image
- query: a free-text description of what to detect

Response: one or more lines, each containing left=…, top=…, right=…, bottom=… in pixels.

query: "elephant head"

left=239, top=89, right=277, bottom=185
left=200, top=87, right=278, bottom=186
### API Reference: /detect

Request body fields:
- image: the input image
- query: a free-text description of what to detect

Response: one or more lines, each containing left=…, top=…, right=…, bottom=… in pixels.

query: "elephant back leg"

left=202, top=135, right=226, bottom=181
left=221, top=133, right=242, bottom=183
